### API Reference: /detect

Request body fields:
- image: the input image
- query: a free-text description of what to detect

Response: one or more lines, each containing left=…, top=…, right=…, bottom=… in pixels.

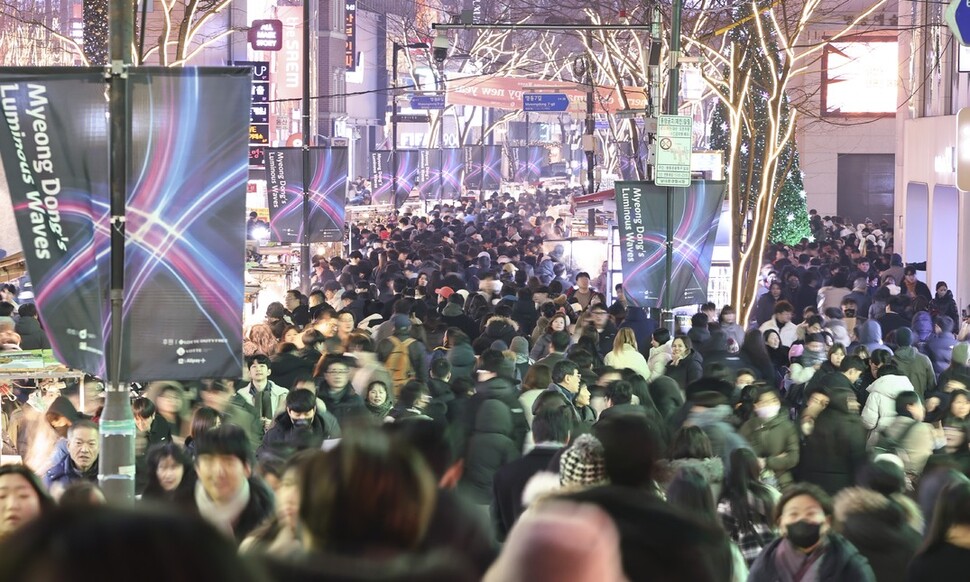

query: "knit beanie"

left=559, top=434, right=608, bottom=487
left=509, top=336, right=530, bottom=358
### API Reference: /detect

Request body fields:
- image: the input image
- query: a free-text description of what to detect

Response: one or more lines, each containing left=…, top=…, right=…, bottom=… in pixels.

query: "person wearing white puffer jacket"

left=861, top=364, right=916, bottom=441
left=646, top=327, right=673, bottom=382
left=603, top=328, right=651, bottom=379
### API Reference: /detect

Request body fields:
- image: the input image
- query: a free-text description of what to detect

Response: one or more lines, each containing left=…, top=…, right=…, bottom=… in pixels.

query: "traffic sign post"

left=655, top=114, right=693, bottom=187
left=410, top=94, right=446, bottom=110
left=947, top=0, right=970, bottom=46
left=523, top=93, right=569, bottom=112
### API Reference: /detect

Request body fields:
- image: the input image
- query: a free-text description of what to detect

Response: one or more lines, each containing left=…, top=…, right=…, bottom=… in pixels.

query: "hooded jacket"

left=662, top=457, right=725, bottom=502
left=799, top=388, right=868, bottom=495
left=472, top=317, right=518, bottom=354
left=510, top=300, right=539, bottom=337
left=937, top=343, right=970, bottom=392
left=856, top=320, right=893, bottom=356
left=924, top=317, right=958, bottom=376
left=911, top=311, right=934, bottom=344
left=459, top=399, right=520, bottom=504
left=739, top=411, right=800, bottom=489
left=441, top=301, right=480, bottom=341
left=14, top=317, right=49, bottom=350
left=686, top=405, right=751, bottom=473
left=892, top=346, right=935, bottom=397
left=833, top=487, right=922, bottom=582
left=467, top=376, right=529, bottom=452
left=861, top=372, right=915, bottom=432
left=447, top=341, right=477, bottom=382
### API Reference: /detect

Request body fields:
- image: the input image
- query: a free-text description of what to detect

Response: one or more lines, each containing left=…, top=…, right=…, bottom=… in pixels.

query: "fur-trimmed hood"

left=834, top=486, right=924, bottom=534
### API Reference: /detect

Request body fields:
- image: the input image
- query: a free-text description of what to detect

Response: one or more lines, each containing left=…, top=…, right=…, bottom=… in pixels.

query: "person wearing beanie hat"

left=508, top=336, right=532, bottom=381
left=559, top=434, right=609, bottom=488
left=890, top=327, right=936, bottom=398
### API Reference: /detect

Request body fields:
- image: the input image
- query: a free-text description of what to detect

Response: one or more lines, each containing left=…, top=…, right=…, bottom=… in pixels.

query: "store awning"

left=0, top=252, right=25, bottom=282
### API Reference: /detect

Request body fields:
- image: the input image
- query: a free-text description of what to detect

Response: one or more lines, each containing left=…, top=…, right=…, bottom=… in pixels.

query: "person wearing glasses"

left=314, top=354, right=365, bottom=428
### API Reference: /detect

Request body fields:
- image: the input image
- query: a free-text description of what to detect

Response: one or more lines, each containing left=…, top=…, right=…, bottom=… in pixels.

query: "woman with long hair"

left=183, top=406, right=221, bottom=459
left=717, top=448, right=778, bottom=566
left=664, top=425, right=724, bottom=501
left=0, top=465, right=54, bottom=541
left=141, top=443, right=196, bottom=507
left=907, top=480, right=970, bottom=579
left=667, top=467, right=748, bottom=581
left=604, top=328, right=650, bottom=379
left=243, top=323, right=278, bottom=357
left=664, top=335, right=704, bottom=393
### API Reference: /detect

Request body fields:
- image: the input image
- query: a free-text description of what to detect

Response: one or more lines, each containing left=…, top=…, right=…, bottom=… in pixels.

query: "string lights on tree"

left=688, top=0, right=887, bottom=325
left=82, top=0, right=108, bottom=65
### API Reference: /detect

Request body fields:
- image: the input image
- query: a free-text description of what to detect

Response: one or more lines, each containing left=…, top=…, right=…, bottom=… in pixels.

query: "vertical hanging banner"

left=615, top=180, right=725, bottom=308
left=438, top=147, right=465, bottom=199
left=265, top=146, right=348, bottom=242
left=615, top=181, right=665, bottom=307
left=368, top=149, right=419, bottom=205
left=463, top=145, right=502, bottom=190
left=416, top=149, right=436, bottom=199
left=510, top=146, right=545, bottom=182
left=0, top=68, right=110, bottom=377
left=123, top=68, right=250, bottom=381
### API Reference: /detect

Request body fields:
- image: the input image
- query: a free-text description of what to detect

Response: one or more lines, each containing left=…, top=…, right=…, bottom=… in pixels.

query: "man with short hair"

left=568, top=271, right=594, bottom=310
left=192, top=424, right=275, bottom=543
left=546, top=359, right=587, bottom=417
left=231, top=355, right=289, bottom=449
left=759, top=300, right=798, bottom=347
left=259, top=388, right=339, bottom=460
left=284, top=289, right=310, bottom=328
left=587, top=304, right=617, bottom=357
left=491, top=406, right=572, bottom=540
left=14, top=302, right=49, bottom=350
left=44, top=419, right=99, bottom=496
left=536, top=330, right=570, bottom=370
left=315, top=354, right=366, bottom=426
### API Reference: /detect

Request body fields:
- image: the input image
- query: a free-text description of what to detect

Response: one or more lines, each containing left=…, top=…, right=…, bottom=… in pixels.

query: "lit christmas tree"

left=709, top=5, right=810, bottom=247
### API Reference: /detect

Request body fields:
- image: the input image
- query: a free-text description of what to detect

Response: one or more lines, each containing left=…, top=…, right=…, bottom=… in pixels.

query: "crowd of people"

left=2, top=196, right=970, bottom=581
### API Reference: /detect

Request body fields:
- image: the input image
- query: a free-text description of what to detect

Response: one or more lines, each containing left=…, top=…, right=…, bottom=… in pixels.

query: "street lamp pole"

left=391, top=42, right=427, bottom=208
left=664, top=0, right=683, bottom=328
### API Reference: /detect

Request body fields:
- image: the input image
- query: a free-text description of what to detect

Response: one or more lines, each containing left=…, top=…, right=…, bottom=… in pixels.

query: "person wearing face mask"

left=258, top=389, right=339, bottom=462
left=748, top=483, right=875, bottom=581
left=740, top=386, right=800, bottom=490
